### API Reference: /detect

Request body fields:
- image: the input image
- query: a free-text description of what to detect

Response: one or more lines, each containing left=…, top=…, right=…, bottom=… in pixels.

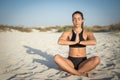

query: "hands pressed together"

left=75, top=33, right=80, bottom=44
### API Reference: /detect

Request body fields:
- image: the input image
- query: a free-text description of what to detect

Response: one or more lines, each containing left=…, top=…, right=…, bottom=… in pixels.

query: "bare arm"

left=80, top=32, right=96, bottom=46
left=58, top=32, right=79, bottom=45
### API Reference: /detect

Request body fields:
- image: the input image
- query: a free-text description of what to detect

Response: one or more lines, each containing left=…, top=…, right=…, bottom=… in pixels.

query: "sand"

left=0, top=30, right=120, bottom=80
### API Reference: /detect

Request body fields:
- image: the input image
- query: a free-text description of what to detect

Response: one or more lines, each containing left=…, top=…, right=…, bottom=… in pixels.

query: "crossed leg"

left=54, top=54, right=80, bottom=75
left=78, top=56, right=100, bottom=73
left=77, top=56, right=100, bottom=77
left=54, top=54, right=100, bottom=76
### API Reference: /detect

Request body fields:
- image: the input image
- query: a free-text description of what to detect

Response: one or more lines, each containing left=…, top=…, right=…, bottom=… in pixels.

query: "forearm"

left=58, top=40, right=77, bottom=45
left=80, top=40, right=96, bottom=46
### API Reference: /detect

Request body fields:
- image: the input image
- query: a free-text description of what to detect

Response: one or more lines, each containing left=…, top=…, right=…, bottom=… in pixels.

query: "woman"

left=54, top=11, right=100, bottom=76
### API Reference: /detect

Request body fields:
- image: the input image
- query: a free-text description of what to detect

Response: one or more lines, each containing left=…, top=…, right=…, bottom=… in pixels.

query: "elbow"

left=57, top=41, right=60, bottom=45
left=58, top=40, right=65, bottom=45
left=57, top=39, right=64, bottom=45
left=57, top=40, right=62, bottom=45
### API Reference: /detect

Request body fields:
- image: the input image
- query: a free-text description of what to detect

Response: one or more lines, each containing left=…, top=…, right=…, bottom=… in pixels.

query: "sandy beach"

left=0, top=30, right=120, bottom=80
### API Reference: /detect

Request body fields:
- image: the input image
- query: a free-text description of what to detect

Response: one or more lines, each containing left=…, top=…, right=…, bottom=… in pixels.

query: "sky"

left=0, top=0, right=120, bottom=27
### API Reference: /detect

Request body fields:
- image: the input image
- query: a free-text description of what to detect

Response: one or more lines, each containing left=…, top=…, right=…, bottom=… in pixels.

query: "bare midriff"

left=69, top=47, right=86, bottom=57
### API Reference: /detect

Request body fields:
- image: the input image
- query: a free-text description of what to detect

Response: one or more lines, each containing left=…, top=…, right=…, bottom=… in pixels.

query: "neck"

left=73, top=27, right=82, bottom=33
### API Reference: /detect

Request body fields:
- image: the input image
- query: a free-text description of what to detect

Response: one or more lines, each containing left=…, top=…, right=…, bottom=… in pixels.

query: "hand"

left=75, top=33, right=79, bottom=44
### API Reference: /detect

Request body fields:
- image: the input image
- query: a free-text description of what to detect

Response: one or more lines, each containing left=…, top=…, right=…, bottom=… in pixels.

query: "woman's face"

left=72, top=13, right=83, bottom=28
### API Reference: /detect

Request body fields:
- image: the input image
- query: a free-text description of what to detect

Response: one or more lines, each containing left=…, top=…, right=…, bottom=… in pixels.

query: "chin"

left=75, top=25, right=80, bottom=28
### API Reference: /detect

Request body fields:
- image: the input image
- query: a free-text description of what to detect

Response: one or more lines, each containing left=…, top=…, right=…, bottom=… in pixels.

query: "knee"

left=93, top=56, right=100, bottom=65
left=54, top=54, right=61, bottom=62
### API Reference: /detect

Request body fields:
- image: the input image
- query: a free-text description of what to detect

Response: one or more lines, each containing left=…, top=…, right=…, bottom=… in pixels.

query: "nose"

left=75, top=19, right=78, bottom=23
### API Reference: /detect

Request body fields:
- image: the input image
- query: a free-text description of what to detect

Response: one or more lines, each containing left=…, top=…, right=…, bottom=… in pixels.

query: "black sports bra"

left=69, top=29, right=86, bottom=48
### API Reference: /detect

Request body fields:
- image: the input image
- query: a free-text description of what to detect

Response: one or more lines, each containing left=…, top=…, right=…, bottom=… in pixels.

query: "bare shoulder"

left=59, top=30, right=72, bottom=40
left=84, top=30, right=95, bottom=40
left=84, top=30, right=94, bottom=36
left=61, top=30, right=72, bottom=35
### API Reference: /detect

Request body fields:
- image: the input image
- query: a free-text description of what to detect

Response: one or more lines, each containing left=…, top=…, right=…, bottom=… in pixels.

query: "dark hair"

left=72, top=11, right=84, bottom=29
left=72, top=11, right=84, bottom=19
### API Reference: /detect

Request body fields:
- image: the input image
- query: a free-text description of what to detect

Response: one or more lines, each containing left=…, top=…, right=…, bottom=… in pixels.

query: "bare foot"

left=59, top=71, right=71, bottom=78
left=65, top=72, right=71, bottom=76
left=79, top=72, right=90, bottom=77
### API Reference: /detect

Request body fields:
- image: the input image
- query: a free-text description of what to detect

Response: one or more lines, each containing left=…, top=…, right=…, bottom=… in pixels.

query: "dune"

left=0, top=30, right=120, bottom=80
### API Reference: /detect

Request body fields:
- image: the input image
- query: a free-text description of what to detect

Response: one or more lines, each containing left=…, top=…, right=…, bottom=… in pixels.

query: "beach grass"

left=0, top=22, right=120, bottom=32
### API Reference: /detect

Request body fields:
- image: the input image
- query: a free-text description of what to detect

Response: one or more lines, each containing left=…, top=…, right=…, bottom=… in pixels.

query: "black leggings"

left=68, top=56, right=87, bottom=70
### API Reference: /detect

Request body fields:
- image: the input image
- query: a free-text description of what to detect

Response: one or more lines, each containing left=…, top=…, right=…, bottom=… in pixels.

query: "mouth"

left=76, top=24, right=79, bottom=25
